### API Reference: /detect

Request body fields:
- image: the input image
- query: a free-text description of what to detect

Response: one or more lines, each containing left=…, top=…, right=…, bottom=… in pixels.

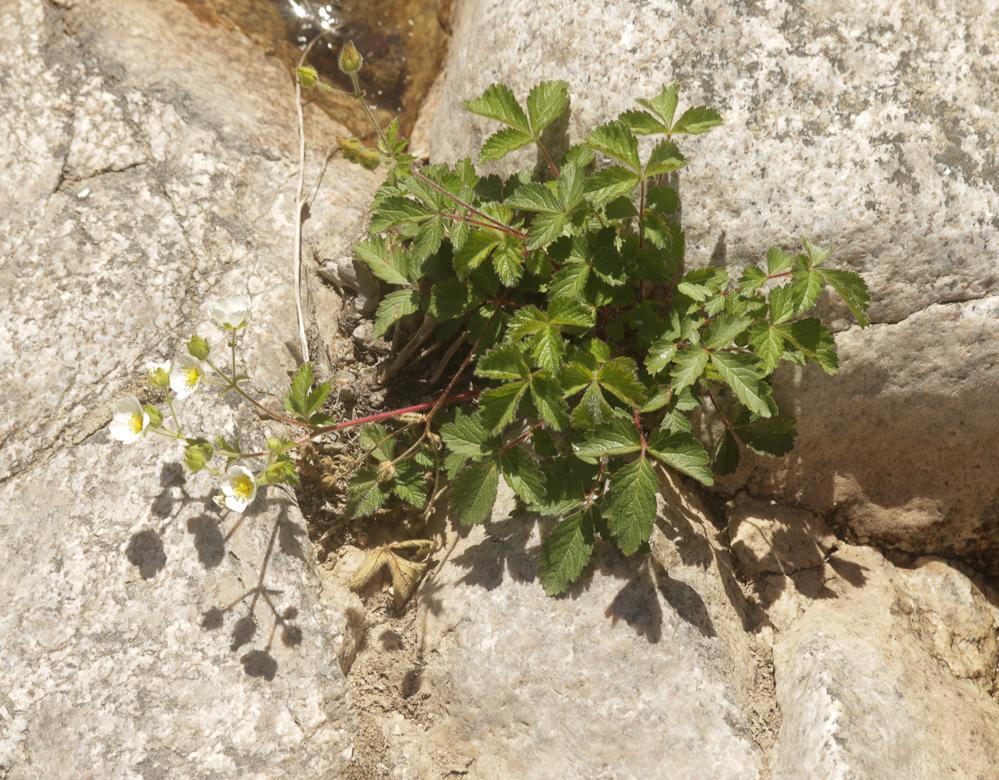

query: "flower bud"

left=338, top=41, right=363, bottom=75
left=267, top=437, right=284, bottom=453
left=376, top=460, right=396, bottom=483
left=143, top=404, right=163, bottom=428
left=188, top=334, right=210, bottom=360
left=295, top=65, right=318, bottom=89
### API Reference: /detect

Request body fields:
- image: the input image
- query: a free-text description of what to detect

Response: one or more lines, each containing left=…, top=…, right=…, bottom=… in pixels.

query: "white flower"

left=220, top=465, right=258, bottom=513
left=144, top=359, right=171, bottom=389
left=109, top=395, right=150, bottom=444
left=170, top=355, right=206, bottom=399
left=210, top=295, right=251, bottom=330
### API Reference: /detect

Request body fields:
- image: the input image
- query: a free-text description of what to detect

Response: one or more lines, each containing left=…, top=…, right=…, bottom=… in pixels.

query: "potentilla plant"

left=110, top=46, right=870, bottom=604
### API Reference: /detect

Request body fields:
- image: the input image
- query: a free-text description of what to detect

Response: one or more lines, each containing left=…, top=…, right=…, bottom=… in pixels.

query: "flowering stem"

left=166, top=396, right=183, bottom=437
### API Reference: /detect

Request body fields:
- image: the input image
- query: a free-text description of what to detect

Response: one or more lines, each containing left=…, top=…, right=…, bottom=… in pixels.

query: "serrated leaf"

left=530, top=375, right=569, bottom=430
left=710, top=353, right=772, bottom=418
left=429, top=278, right=473, bottom=321
left=493, top=244, right=525, bottom=284
left=645, top=139, right=686, bottom=176
left=539, top=511, right=595, bottom=595
left=739, top=266, right=768, bottom=294
left=818, top=268, right=871, bottom=326
left=347, top=466, right=389, bottom=517
left=636, top=84, right=680, bottom=129
left=670, top=348, right=709, bottom=392
left=441, top=411, right=493, bottom=459
left=749, top=324, right=785, bottom=372
left=453, top=229, right=502, bottom=278
left=570, top=382, right=614, bottom=429
left=392, top=460, right=428, bottom=508
left=476, top=343, right=531, bottom=380
left=526, top=211, right=568, bottom=250
left=465, top=83, right=530, bottom=133
left=603, top=457, right=658, bottom=555
left=766, top=247, right=794, bottom=276
left=768, top=284, right=797, bottom=324
left=285, top=362, right=313, bottom=416
left=573, top=414, right=642, bottom=459
left=713, top=430, right=740, bottom=475
left=792, top=267, right=823, bottom=313
left=479, top=380, right=529, bottom=432
left=526, top=80, right=569, bottom=134
left=703, top=314, right=752, bottom=350
left=586, top=121, right=640, bottom=171
left=548, top=298, right=595, bottom=328
left=672, top=106, right=723, bottom=134
left=584, top=166, right=641, bottom=204
left=677, top=267, right=728, bottom=301
left=500, top=445, right=545, bottom=504
left=598, top=357, right=646, bottom=405
left=532, top=327, right=565, bottom=372
left=450, top=459, right=499, bottom=525
left=359, top=423, right=394, bottom=462
left=355, top=238, right=411, bottom=286
left=621, top=108, right=668, bottom=135
left=507, top=182, right=562, bottom=212
left=480, top=126, right=534, bottom=162
left=548, top=262, right=590, bottom=301
left=734, top=415, right=797, bottom=456
left=645, top=338, right=678, bottom=375
left=782, top=318, right=839, bottom=374
left=373, top=289, right=420, bottom=338
left=647, top=430, right=713, bottom=485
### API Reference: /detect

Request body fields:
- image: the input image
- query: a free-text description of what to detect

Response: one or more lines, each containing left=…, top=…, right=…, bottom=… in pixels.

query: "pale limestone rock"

left=427, top=0, right=999, bottom=569
left=0, top=0, right=379, bottom=775
left=770, top=545, right=999, bottom=779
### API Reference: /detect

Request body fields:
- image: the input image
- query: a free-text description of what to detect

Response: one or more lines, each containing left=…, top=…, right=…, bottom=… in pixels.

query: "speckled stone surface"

left=0, top=0, right=378, bottom=775
left=428, top=0, right=999, bottom=569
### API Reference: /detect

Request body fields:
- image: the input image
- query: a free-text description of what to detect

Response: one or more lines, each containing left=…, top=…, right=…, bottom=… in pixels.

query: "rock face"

left=0, top=0, right=377, bottom=775
left=427, top=0, right=999, bottom=571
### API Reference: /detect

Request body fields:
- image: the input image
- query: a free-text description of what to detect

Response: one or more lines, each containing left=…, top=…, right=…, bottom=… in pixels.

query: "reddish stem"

left=632, top=408, right=647, bottom=454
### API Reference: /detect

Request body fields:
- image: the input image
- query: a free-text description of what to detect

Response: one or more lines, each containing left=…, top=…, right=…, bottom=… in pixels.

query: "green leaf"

left=768, top=284, right=797, bottom=324
left=586, top=121, right=641, bottom=171
left=499, top=446, right=545, bottom=505
left=735, top=414, right=797, bottom=456
left=710, top=353, right=772, bottom=418
left=373, top=289, right=420, bottom=338
left=493, top=244, right=525, bottom=284
left=479, top=380, right=529, bottom=432
left=603, top=457, right=658, bottom=555
left=347, top=466, right=389, bottom=517
left=465, top=83, right=530, bottom=133
left=766, top=247, right=795, bottom=276
left=671, top=106, right=723, bottom=134
left=670, top=348, right=709, bottom=392
left=392, top=460, right=428, bottom=508
left=285, top=362, right=313, bottom=416
left=355, top=238, right=411, bottom=286
left=525, top=212, right=568, bottom=250
left=548, top=262, right=590, bottom=301
left=818, top=268, right=871, bottom=326
left=570, top=382, right=614, bottom=429
left=783, top=318, right=839, bottom=374
left=645, top=337, right=678, bottom=375
left=480, top=127, right=534, bottom=162
left=636, top=84, right=680, bottom=129
left=539, top=511, right=595, bottom=596
left=620, top=109, right=668, bottom=135
left=526, top=80, right=569, bottom=134
left=749, top=324, right=785, bottom=372
left=358, top=423, right=395, bottom=462
left=476, top=343, right=531, bottom=380
left=573, top=414, right=642, bottom=459
left=703, top=314, right=752, bottom=350
left=429, top=278, right=473, bottom=321
left=739, top=266, right=768, bottom=294
left=507, top=182, right=562, bottom=212
left=531, top=375, right=569, bottom=430
left=713, top=430, right=740, bottom=475
left=450, top=459, right=499, bottom=525
left=584, top=166, right=641, bottom=204
left=453, top=229, right=502, bottom=278
left=792, top=267, right=823, bottom=313
left=597, top=357, right=646, bottom=405
left=441, top=411, right=493, bottom=459
left=645, top=139, right=686, bottom=176
left=677, top=267, right=728, bottom=301
left=647, top=430, right=714, bottom=485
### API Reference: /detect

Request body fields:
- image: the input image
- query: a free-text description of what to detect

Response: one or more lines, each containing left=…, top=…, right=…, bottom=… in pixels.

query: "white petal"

left=224, top=495, right=250, bottom=513
left=109, top=417, right=140, bottom=443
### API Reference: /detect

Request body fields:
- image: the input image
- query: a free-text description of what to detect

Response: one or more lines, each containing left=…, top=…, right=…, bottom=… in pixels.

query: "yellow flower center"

left=232, top=474, right=255, bottom=500
left=129, top=412, right=144, bottom=434
left=185, top=367, right=201, bottom=387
